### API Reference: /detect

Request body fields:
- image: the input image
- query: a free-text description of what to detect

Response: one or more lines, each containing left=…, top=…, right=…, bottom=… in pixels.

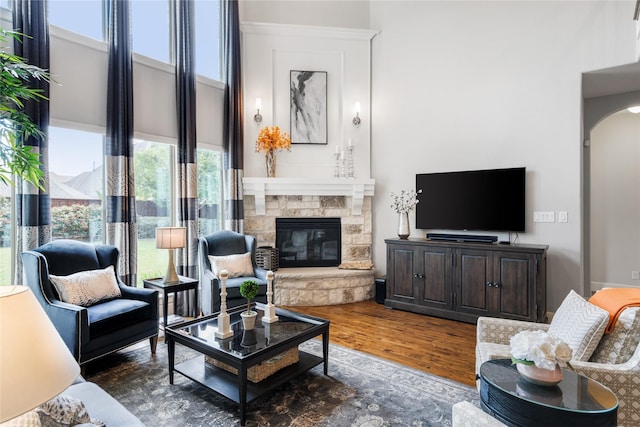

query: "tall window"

left=131, top=0, right=170, bottom=63
left=48, top=127, right=104, bottom=243
left=134, top=140, right=172, bottom=284
left=194, top=0, right=222, bottom=81
left=0, top=182, right=12, bottom=284
left=197, top=148, right=222, bottom=236
left=48, top=0, right=104, bottom=41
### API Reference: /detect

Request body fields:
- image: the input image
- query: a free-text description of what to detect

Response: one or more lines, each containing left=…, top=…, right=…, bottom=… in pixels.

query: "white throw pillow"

left=50, top=265, right=121, bottom=307
left=590, top=307, right=640, bottom=364
left=548, top=290, right=609, bottom=361
left=208, top=252, right=254, bottom=278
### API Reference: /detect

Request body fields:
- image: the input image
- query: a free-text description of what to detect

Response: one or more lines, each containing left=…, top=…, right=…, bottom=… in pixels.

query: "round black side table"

left=479, top=359, right=618, bottom=427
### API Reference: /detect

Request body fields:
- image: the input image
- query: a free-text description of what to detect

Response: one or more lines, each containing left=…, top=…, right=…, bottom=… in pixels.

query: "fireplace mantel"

left=243, top=177, right=375, bottom=215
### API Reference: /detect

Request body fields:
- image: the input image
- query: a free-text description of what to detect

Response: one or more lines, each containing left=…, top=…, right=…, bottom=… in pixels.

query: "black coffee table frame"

left=479, top=359, right=618, bottom=427
left=166, top=303, right=329, bottom=426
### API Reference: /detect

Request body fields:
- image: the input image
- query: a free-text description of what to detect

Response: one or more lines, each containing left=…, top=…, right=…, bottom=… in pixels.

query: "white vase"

left=241, top=310, right=257, bottom=330
left=398, top=212, right=410, bottom=239
left=516, top=363, right=563, bottom=386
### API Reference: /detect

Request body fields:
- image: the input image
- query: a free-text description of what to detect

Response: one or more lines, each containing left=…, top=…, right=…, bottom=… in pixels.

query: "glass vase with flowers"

left=256, top=126, right=291, bottom=177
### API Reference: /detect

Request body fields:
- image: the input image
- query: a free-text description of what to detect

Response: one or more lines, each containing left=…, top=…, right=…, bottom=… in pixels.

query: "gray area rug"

left=86, top=339, right=480, bottom=426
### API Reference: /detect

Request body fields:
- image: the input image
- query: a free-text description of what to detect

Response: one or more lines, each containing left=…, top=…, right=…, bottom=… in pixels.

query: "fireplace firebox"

left=275, top=217, right=341, bottom=268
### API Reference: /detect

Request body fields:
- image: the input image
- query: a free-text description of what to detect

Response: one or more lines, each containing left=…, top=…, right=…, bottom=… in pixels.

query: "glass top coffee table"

left=165, top=303, right=329, bottom=426
left=479, top=359, right=618, bottom=427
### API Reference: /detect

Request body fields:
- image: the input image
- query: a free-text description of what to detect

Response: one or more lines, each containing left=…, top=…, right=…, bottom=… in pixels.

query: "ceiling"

left=583, top=61, right=640, bottom=99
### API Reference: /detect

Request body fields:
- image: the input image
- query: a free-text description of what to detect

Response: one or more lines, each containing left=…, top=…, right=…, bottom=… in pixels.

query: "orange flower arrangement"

left=255, top=126, right=291, bottom=154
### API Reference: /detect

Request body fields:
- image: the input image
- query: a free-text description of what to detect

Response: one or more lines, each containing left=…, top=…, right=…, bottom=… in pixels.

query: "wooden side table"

left=143, top=276, right=199, bottom=332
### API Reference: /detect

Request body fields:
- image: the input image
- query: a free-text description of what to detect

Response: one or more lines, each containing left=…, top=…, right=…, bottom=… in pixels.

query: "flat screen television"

left=415, top=167, right=526, bottom=233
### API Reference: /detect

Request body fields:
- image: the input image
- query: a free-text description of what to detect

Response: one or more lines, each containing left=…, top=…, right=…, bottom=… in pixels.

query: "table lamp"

left=156, top=226, right=186, bottom=284
left=0, top=285, right=80, bottom=422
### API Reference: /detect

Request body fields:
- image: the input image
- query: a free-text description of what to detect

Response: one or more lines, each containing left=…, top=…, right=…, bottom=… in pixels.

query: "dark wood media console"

left=385, top=238, right=548, bottom=324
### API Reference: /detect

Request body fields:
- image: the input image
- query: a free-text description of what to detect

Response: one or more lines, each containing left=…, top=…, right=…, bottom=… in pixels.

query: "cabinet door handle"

left=486, top=282, right=494, bottom=287
left=414, top=273, right=424, bottom=279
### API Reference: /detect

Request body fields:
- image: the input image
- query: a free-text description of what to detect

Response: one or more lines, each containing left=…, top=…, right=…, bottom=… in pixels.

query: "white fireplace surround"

left=243, top=177, right=376, bottom=215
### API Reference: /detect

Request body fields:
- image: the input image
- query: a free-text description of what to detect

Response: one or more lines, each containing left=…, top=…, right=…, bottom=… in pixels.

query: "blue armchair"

left=198, top=230, right=268, bottom=315
left=21, top=240, right=159, bottom=369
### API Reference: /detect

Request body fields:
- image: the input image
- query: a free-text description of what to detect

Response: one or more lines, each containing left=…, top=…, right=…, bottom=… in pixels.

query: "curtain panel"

left=174, top=0, right=198, bottom=315
left=12, top=0, right=52, bottom=284
left=105, top=0, right=137, bottom=286
left=222, top=0, right=244, bottom=233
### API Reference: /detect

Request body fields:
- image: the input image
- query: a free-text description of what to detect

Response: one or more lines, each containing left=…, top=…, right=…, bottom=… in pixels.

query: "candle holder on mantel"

left=334, top=151, right=341, bottom=179
left=262, top=271, right=279, bottom=323
left=215, top=270, right=233, bottom=339
left=347, top=145, right=355, bottom=178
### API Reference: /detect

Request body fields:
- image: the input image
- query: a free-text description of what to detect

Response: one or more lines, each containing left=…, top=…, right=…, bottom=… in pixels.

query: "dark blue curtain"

left=105, top=0, right=137, bottom=286
left=174, top=0, right=198, bottom=315
left=222, top=0, right=244, bottom=232
left=12, top=0, right=51, bottom=284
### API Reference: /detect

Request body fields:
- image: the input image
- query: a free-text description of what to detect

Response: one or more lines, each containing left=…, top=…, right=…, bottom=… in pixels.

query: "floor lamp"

left=0, top=286, right=80, bottom=422
left=156, top=226, right=187, bottom=284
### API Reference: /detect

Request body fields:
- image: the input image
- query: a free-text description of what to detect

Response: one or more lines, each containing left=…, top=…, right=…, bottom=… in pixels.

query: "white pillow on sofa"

left=208, top=252, right=254, bottom=278
left=548, top=290, right=609, bottom=361
left=50, top=265, right=121, bottom=307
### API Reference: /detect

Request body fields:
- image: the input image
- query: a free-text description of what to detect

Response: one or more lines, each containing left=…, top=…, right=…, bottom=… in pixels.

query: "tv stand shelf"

left=385, top=238, right=547, bottom=324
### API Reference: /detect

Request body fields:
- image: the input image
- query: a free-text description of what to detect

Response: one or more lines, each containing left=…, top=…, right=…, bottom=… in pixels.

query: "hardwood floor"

left=288, top=300, right=478, bottom=387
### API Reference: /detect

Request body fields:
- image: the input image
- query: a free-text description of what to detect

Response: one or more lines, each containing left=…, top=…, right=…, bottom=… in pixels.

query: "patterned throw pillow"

left=208, top=252, right=254, bottom=278
left=50, top=265, right=121, bottom=307
left=548, top=290, right=609, bottom=361
left=36, top=394, right=104, bottom=427
left=590, top=307, right=640, bottom=364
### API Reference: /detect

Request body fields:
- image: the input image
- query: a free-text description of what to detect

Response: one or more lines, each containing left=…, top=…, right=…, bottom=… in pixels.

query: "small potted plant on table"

left=239, top=280, right=260, bottom=330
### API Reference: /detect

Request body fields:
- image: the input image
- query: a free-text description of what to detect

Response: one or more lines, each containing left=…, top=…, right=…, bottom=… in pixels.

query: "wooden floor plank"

left=287, top=300, right=478, bottom=387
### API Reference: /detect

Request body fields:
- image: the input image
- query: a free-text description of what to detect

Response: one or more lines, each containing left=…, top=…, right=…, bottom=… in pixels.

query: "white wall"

left=241, top=22, right=376, bottom=178
left=590, top=111, right=640, bottom=289
left=370, top=0, right=637, bottom=311
left=240, top=0, right=638, bottom=310
left=240, top=0, right=370, bottom=29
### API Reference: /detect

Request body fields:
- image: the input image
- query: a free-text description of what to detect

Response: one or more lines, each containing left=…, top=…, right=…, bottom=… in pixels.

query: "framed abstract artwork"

left=290, top=70, right=327, bottom=144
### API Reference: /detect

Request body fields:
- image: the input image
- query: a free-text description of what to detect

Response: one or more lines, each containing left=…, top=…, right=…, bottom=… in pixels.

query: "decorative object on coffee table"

left=155, top=227, right=187, bottom=284
left=214, top=270, right=233, bottom=339
left=239, top=280, right=260, bottom=330
left=262, top=270, right=279, bottom=324
left=255, top=126, right=291, bottom=178
left=390, top=188, right=422, bottom=239
left=510, top=330, right=572, bottom=386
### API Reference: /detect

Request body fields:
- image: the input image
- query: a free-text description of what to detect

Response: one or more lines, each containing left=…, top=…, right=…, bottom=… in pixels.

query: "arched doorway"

left=582, top=62, right=640, bottom=295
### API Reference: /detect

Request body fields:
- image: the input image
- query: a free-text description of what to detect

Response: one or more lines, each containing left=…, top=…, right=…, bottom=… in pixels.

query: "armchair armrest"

left=44, top=299, right=89, bottom=360
left=477, top=317, right=549, bottom=346
left=119, top=285, right=158, bottom=320
left=254, top=267, right=268, bottom=281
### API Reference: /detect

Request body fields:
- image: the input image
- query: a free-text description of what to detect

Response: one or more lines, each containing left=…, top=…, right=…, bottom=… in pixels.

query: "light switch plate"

left=533, top=211, right=555, bottom=223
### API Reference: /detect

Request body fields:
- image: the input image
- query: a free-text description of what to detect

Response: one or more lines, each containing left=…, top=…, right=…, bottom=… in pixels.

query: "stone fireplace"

left=243, top=177, right=375, bottom=306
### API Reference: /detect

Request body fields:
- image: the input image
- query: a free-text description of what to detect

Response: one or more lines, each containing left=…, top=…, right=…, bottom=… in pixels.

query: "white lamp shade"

left=0, top=286, right=80, bottom=422
left=155, top=227, right=187, bottom=249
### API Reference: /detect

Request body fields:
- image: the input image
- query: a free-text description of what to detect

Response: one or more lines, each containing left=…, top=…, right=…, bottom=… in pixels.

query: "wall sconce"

left=254, top=98, right=263, bottom=123
left=352, top=102, right=361, bottom=128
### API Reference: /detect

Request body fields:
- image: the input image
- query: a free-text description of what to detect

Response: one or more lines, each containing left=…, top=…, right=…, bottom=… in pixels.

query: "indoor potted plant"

left=239, top=279, right=260, bottom=330
left=0, top=28, right=50, bottom=188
